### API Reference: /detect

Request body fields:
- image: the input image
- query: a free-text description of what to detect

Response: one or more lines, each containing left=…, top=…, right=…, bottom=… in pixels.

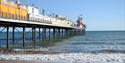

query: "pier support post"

left=55, top=28, right=57, bottom=39
left=39, top=28, right=41, bottom=40
left=58, top=28, right=60, bottom=39
left=70, top=29, right=72, bottom=36
left=74, top=29, right=75, bottom=35
left=65, top=29, right=68, bottom=38
left=72, top=29, right=74, bottom=35
left=77, top=30, right=79, bottom=35
left=74, top=29, right=76, bottom=35
left=12, top=27, right=15, bottom=44
left=42, top=28, right=46, bottom=41
left=79, top=30, right=80, bottom=35
left=81, top=29, right=83, bottom=35
left=79, top=30, right=81, bottom=35
left=32, top=27, right=36, bottom=46
left=48, top=28, right=51, bottom=40
left=83, top=29, right=85, bottom=35
left=6, top=26, right=9, bottom=49
left=80, top=29, right=82, bottom=35
left=80, top=30, right=81, bottom=35
left=69, top=29, right=71, bottom=36
left=67, top=29, right=69, bottom=37
left=42, top=28, right=45, bottom=41
left=62, top=29, right=63, bottom=38
left=72, top=29, right=74, bottom=36
left=75, top=29, right=77, bottom=35
left=22, top=27, right=25, bottom=47
left=65, top=29, right=66, bottom=38
left=83, top=29, right=86, bottom=35
left=44, top=28, right=46, bottom=41
left=81, top=29, right=84, bottom=35
left=53, top=28, right=56, bottom=39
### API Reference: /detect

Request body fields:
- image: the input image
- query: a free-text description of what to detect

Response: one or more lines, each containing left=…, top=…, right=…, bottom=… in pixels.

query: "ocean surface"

left=42, top=31, right=125, bottom=53
left=0, top=31, right=125, bottom=63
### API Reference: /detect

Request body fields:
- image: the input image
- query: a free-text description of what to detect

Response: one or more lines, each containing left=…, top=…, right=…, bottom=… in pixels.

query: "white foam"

left=0, top=53, right=125, bottom=63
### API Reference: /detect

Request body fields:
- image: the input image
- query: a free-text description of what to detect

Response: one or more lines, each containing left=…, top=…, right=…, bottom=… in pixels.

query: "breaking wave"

left=0, top=53, right=125, bottom=63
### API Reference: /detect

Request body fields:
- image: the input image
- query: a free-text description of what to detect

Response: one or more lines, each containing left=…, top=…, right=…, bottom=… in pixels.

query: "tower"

left=76, top=16, right=84, bottom=29
left=16, top=0, right=20, bottom=5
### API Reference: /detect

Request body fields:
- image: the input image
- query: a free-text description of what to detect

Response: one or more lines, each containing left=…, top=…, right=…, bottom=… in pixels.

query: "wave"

left=70, top=41, right=125, bottom=45
left=90, top=50, right=125, bottom=53
left=0, top=53, right=125, bottom=63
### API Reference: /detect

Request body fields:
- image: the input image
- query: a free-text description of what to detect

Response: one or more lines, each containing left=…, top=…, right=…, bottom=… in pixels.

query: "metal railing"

left=0, top=11, right=27, bottom=21
left=0, top=11, right=76, bottom=28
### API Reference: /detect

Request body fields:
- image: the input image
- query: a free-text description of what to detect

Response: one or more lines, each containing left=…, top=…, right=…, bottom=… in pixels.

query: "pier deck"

left=0, top=18, right=75, bottom=28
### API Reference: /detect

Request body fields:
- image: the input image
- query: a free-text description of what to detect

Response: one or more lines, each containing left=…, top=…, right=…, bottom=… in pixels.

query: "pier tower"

left=76, top=16, right=86, bottom=35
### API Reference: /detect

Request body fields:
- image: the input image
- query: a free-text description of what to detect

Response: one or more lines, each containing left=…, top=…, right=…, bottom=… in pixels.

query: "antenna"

left=80, top=14, right=83, bottom=17
left=16, top=0, right=20, bottom=4
left=78, top=14, right=83, bottom=20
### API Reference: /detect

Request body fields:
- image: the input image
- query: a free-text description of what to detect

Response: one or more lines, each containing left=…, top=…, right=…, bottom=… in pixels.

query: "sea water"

left=47, top=31, right=125, bottom=53
left=0, top=31, right=125, bottom=63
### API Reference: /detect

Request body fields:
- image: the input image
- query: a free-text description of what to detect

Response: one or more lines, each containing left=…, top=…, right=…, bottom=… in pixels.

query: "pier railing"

left=0, top=11, right=77, bottom=28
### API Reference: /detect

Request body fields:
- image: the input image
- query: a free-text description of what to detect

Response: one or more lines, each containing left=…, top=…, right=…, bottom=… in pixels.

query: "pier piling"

left=12, top=27, right=15, bottom=44
left=53, top=28, right=56, bottom=39
left=32, top=27, right=36, bottom=46
left=39, top=28, right=41, bottom=40
left=48, top=28, right=51, bottom=40
left=22, top=27, right=25, bottom=47
left=6, top=26, right=9, bottom=49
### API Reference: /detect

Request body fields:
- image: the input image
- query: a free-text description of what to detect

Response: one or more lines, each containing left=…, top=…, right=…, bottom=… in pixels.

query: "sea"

left=47, top=31, right=125, bottom=53
left=0, top=31, right=125, bottom=63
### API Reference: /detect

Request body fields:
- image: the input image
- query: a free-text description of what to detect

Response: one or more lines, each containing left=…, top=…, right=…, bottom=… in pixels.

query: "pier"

left=0, top=17, right=85, bottom=49
left=0, top=0, right=85, bottom=49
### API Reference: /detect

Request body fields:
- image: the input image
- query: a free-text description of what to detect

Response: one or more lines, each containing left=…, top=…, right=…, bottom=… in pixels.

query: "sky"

left=21, top=0, right=124, bottom=31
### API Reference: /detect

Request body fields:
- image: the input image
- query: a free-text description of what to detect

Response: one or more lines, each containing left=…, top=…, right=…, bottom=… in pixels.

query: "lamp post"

left=31, top=4, right=35, bottom=21
left=32, top=6, right=34, bottom=21
left=42, top=9, right=45, bottom=22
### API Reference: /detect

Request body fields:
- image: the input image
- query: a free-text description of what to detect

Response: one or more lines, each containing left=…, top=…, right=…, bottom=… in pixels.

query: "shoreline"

left=0, top=53, right=125, bottom=63
left=0, top=61, right=45, bottom=63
